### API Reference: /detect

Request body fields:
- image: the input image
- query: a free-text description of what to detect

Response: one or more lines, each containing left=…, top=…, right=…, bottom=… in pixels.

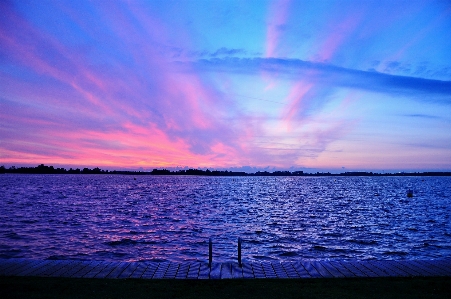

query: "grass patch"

left=1, top=276, right=450, bottom=299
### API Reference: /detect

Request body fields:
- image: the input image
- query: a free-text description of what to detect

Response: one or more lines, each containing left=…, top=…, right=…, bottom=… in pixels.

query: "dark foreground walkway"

left=1, top=258, right=450, bottom=279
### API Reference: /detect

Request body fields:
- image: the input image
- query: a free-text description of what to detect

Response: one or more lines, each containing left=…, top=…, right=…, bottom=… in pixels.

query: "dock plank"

left=163, top=263, right=179, bottom=279
left=386, top=261, right=413, bottom=276
left=319, top=261, right=346, bottom=278
left=83, top=261, right=112, bottom=278
left=356, top=261, right=388, bottom=277
left=17, top=260, right=52, bottom=276
left=152, top=262, right=170, bottom=279
left=93, top=261, right=119, bottom=278
left=407, top=260, right=441, bottom=276
left=261, top=262, right=277, bottom=278
left=118, top=262, right=140, bottom=279
left=166, top=262, right=180, bottom=278
left=395, top=260, right=431, bottom=276
left=105, top=262, right=130, bottom=279
left=301, top=261, right=323, bottom=278
left=0, top=258, right=26, bottom=274
left=251, top=263, right=266, bottom=278
left=71, top=261, right=103, bottom=278
left=4, top=259, right=41, bottom=276
left=400, top=260, right=433, bottom=276
left=13, top=260, right=47, bottom=276
left=385, top=260, right=422, bottom=276
left=368, top=260, right=409, bottom=277
left=310, top=261, right=334, bottom=278
left=60, top=261, right=93, bottom=278
left=328, top=261, right=357, bottom=278
left=271, top=262, right=289, bottom=278
left=424, top=260, right=451, bottom=275
left=241, top=262, right=254, bottom=279
left=345, top=261, right=377, bottom=277
left=291, top=261, right=313, bottom=278
left=175, top=263, right=190, bottom=279
left=363, top=260, right=392, bottom=277
left=141, top=263, right=159, bottom=279
left=281, top=262, right=300, bottom=278
left=186, top=262, right=200, bottom=279
left=415, top=260, right=450, bottom=276
left=178, top=262, right=191, bottom=278
left=220, top=262, right=232, bottom=279
left=209, top=262, right=221, bottom=279
left=48, top=260, right=79, bottom=277
left=33, top=260, right=66, bottom=277
left=129, top=262, right=149, bottom=279
left=231, top=262, right=243, bottom=278
left=197, top=263, right=210, bottom=279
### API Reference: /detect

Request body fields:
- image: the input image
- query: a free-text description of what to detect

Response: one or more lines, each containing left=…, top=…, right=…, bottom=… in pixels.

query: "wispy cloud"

left=265, top=0, right=291, bottom=58
left=0, top=2, right=253, bottom=167
left=313, top=11, right=363, bottom=62
left=211, top=47, right=247, bottom=57
left=403, top=114, right=441, bottom=119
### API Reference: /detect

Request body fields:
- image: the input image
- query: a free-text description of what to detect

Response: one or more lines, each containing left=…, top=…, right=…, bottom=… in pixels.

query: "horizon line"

left=2, top=164, right=451, bottom=176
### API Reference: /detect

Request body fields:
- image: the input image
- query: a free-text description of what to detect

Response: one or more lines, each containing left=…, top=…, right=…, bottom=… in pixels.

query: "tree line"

left=1, top=164, right=450, bottom=176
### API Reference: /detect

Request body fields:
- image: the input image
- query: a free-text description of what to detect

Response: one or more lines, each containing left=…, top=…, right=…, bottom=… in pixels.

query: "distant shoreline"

left=1, top=164, right=450, bottom=176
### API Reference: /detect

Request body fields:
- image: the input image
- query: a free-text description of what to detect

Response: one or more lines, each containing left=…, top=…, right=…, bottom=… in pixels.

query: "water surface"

left=1, top=174, right=450, bottom=262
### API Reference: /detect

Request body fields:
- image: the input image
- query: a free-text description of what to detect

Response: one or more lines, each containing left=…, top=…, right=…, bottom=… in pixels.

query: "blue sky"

left=1, top=0, right=450, bottom=172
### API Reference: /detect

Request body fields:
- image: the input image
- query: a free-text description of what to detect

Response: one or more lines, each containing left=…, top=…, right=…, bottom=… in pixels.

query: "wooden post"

left=209, top=238, right=212, bottom=268
left=238, top=237, right=242, bottom=267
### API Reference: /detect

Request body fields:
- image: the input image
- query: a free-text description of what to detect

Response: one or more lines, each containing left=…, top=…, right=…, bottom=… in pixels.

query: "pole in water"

left=238, top=237, right=242, bottom=267
left=407, top=189, right=413, bottom=197
left=209, top=238, right=212, bottom=268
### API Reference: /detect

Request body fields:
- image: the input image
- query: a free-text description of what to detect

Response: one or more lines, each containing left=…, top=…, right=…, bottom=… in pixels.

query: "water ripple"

left=1, top=174, right=450, bottom=262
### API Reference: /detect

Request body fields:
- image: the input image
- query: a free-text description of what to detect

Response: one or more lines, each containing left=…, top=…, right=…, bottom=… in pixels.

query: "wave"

left=279, top=251, right=298, bottom=257
left=346, top=239, right=378, bottom=245
left=4, top=232, right=22, bottom=240
left=104, top=238, right=157, bottom=246
left=312, top=245, right=327, bottom=251
left=253, top=255, right=277, bottom=261
left=382, top=250, right=408, bottom=256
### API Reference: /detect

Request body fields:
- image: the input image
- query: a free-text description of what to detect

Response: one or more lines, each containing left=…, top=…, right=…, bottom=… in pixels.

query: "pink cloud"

left=313, top=13, right=363, bottom=62
left=261, top=0, right=291, bottom=90
left=0, top=1, right=379, bottom=171
left=1, top=1, right=266, bottom=169
left=265, top=0, right=291, bottom=58
left=0, top=5, right=114, bottom=115
left=281, top=81, right=314, bottom=128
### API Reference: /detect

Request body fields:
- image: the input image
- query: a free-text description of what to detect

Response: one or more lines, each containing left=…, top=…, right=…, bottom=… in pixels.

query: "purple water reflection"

left=1, top=174, right=450, bottom=262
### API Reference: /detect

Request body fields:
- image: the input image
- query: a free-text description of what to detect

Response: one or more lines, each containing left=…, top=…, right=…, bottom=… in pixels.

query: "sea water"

left=1, top=174, right=450, bottom=262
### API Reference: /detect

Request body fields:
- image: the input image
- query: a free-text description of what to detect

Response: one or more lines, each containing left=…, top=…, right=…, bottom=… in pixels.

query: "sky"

left=1, top=0, right=451, bottom=173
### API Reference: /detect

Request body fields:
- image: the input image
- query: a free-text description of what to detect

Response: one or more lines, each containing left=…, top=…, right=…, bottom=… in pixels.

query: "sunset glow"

left=1, top=0, right=450, bottom=172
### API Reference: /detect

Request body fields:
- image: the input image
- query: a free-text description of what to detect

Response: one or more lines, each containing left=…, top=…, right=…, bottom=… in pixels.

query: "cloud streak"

left=190, top=57, right=451, bottom=99
left=265, top=0, right=290, bottom=58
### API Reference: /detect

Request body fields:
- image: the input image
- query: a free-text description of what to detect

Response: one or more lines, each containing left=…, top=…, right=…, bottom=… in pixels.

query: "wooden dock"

left=1, top=258, right=450, bottom=279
